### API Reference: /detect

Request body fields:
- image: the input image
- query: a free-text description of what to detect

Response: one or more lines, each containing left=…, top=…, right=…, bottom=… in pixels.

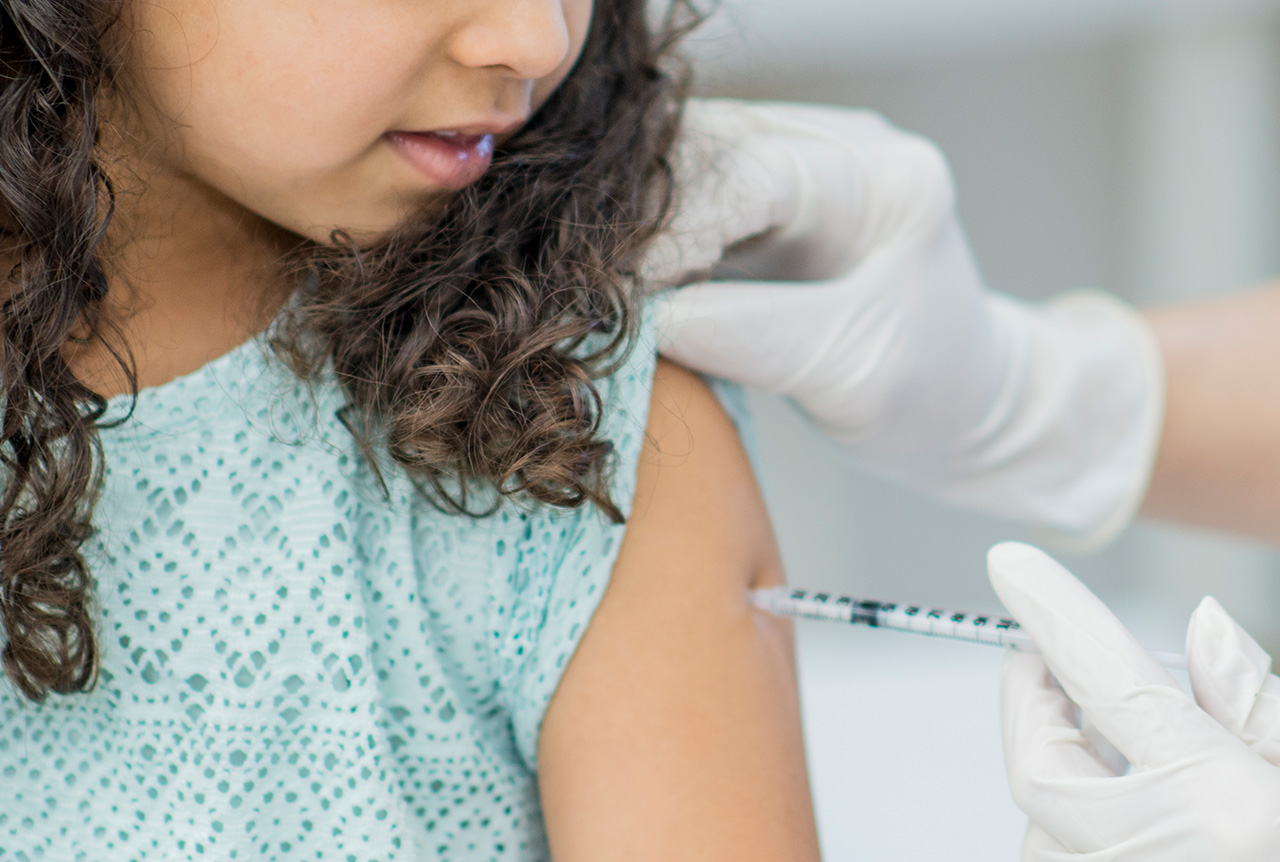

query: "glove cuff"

left=831, top=287, right=1166, bottom=550
left=1027, top=289, right=1167, bottom=552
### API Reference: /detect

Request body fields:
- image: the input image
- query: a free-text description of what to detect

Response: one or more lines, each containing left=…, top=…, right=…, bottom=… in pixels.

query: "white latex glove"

left=990, top=541, right=1280, bottom=860
left=652, top=99, right=1165, bottom=550
left=1186, top=596, right=1280, bottom=769
left=642, top=98, right=875, bottom=291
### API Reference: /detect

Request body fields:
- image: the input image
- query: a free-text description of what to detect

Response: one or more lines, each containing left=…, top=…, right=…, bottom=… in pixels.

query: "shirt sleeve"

left=489, top=305, right=661, bottom=771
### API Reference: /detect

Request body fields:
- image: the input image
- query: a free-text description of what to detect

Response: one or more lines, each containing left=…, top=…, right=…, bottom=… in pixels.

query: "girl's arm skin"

left=538, top=359, right=821, bottom=862
left=1141, top=284, right=1280, bottom=543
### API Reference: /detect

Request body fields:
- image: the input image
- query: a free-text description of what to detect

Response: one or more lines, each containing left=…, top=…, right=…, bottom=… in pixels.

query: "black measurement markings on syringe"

left=897, top=606, right=1024, bottom=638
left=768, top=586, right=1185, bottom=667
left=785, top=587, right=1023, bottom=636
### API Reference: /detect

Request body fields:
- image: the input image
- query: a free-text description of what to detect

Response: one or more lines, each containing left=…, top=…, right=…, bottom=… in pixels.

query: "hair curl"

left=0, top=0, right=705, bottom=702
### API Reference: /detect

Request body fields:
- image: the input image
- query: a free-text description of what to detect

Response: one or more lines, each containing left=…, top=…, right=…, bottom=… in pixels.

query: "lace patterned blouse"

left=0, top=311, right=677, bottom=861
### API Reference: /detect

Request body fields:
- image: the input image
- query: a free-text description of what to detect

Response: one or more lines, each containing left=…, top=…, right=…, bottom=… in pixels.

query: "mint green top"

left=0, top=312, right=678, bottom=861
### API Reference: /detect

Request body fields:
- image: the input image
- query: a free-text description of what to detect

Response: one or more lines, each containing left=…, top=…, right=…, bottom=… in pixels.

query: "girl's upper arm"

left=537, top=359, right=821, bottom=862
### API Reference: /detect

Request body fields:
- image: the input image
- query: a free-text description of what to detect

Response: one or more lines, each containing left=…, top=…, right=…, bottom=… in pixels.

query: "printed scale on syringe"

left=750, top=586, right=1187, bottom=670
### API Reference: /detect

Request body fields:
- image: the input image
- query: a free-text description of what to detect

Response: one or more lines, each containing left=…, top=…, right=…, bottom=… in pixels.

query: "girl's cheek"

left=126, top=2, right=413, bottom=160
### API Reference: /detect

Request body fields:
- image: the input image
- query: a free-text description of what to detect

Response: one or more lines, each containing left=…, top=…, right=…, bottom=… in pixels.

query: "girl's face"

left=112, top=0, right=594, bottom=244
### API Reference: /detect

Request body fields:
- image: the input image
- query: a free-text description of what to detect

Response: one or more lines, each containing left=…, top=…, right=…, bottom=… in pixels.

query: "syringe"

left=750, top=586, right=1187, bottom=671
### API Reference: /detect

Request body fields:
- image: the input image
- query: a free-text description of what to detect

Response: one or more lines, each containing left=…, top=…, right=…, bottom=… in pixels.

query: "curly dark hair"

left=0, top=0, right=706, bottom=702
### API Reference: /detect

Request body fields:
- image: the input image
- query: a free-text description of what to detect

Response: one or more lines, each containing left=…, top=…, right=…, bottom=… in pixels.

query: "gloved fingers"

left=1022, top=823, right=1080, bottom=861
left=710, top=133, right=868, bottom=282
left=1003, top=651, right=1116, bottom=812
left=1080, top=713, right=1130, bottom=776
left=1002, top=649, right=1175, bottom=853
left=989, top=542, right=1239, bottom=771
left=638, top=181, right=775, bottom=291
left=638, top=232, right=715, bottom=292
left=652, top=279, right=867, bottom=393
left=1002, top=650, right=1145, bottom=853
left=649, top=99, right=959, bottom=290
left=738, top=101, right=959, bottom=249
left=1186, top=596, right=1272, bottom=734
left=640, top=101, right=801, bottom=290
left=652, top=281, right=793, bottom=387
left=1187, top=596, right=1280, bottom=766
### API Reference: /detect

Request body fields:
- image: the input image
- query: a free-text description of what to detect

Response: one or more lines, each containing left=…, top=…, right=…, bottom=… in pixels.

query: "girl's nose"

left=447, top=0, right=573, bottom=81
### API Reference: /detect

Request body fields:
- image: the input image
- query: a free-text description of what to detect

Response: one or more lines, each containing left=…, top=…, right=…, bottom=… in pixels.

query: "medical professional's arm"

left=538, top=360, right=821, bottom=862
left=1141, top=285, right=1280, bottom=543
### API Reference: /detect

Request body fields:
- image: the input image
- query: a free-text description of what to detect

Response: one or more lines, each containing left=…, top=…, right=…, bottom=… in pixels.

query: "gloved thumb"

left=652, top=280, right=847, bottom=392
left=1187, top=596, right=1280, bottom=767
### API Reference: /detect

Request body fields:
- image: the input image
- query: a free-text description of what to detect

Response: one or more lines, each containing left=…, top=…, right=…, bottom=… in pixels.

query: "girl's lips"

left=385, top=131, right=495, bottom=190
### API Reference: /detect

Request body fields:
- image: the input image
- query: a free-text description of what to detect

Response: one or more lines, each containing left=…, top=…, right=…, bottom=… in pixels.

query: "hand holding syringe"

left=750, top=586, right=1187, bottom=671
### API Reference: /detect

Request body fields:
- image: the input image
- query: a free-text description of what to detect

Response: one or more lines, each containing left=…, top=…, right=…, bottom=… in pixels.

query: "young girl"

left=0, top=0, right=819, bottom=859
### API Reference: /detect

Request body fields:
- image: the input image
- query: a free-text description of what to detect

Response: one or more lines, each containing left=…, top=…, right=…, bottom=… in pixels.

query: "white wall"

left=681, top=3, right=1280, bottom=858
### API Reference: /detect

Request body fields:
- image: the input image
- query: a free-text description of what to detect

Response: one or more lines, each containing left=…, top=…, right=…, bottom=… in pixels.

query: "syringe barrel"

left=872, top=603, right=1033, bottom=650
left=749, top=586, right=1186, bottom=670
left=754, top=587, right=1034, bottom=651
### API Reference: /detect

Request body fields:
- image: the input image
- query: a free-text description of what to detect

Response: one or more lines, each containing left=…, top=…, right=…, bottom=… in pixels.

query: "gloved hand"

left=641, top=98, right=875, bottom=291
left=1186, top=594, right=1280, bottom=769
left=651, top=99, right=1166, bottom=549
left=990, top=541, right=1280, bottom=860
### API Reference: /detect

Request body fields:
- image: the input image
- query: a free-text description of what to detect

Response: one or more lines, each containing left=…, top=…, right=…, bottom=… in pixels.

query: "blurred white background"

left=680, top=1, right=1280, bottom=858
